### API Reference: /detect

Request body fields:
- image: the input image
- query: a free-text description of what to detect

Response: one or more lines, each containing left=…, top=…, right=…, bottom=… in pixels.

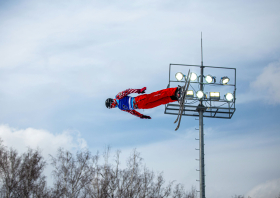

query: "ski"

left=174, top=69, right=190, bottom=124
left=174, top=69, right=191, bottom=131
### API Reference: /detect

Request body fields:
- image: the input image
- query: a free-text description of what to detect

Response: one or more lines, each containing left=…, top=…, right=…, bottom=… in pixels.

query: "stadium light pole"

left=198, top=33, right=205, bottom=198
left=165, top=33, right=236, bottom=198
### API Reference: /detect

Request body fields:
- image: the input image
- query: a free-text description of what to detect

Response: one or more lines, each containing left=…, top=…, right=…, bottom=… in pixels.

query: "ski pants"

left=134, top=87, right=177, bottom=109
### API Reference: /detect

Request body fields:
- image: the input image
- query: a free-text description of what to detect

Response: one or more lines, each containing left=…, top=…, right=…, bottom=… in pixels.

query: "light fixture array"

left=175, top=72, right=234, bottom=101
left=182, top=90, right=234, bottom=101
left=175, top=72, right=229, bottom=84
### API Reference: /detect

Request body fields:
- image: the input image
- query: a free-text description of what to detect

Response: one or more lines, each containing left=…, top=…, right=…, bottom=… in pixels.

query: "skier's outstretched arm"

left=122, top=110, right=151, bottom=119
left=116, top=87, right=146, bottom=100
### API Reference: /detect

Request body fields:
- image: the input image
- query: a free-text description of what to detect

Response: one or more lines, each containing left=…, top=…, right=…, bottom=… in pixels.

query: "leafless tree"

left=232, top=193, right=280, bottom=198
left=18, top=148, right=49, bottom=198
left=172, top=184, right=197, bottom=198
left=232, top=195, right=244, bottom=198
left=1, top=138, right=198, bottom=198
left=0, top=141, right=22, bottom=197
left=0, top=139, right=48, bottom=198
left=49, top=147, right=96, bottom=198
left=85, top=148, right=196, bottom=198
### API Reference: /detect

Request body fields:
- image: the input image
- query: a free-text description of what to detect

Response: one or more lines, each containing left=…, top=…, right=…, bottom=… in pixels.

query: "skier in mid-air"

left=105, top=86, right=183, bottom=119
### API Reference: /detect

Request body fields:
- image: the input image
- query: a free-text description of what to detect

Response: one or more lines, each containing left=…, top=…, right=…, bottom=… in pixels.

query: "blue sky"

left=0, top=0, right=280, bottom=197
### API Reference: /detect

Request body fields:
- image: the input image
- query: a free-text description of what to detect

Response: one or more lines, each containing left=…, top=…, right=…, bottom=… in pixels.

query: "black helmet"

left=105, top=98, right=114, bottom=108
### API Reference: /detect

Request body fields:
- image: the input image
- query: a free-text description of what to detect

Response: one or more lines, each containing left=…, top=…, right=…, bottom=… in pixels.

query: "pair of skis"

left=174, top=69, right=191, bottom=131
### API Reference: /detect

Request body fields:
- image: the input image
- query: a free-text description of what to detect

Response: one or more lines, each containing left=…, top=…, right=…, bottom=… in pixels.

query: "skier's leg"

left=147, top=88, right=177, bottom=101
left=135, top=87, right=177, bottom=108
left=139, top=96, right=177, bottom=109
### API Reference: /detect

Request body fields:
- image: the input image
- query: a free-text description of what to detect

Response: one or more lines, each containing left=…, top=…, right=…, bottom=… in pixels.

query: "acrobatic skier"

left=105, top=86, right=184, bottom=119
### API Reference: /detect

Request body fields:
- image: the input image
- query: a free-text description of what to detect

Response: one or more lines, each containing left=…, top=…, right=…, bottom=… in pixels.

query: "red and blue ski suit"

left=115, top=87, right=177, bottom=119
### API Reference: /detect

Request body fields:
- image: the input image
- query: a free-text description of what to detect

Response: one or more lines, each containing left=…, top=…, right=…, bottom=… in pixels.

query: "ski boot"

left=176, top=85, right=185, bottom=103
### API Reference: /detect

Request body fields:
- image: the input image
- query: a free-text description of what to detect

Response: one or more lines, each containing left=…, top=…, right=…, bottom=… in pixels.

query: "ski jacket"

left=116, top=96, right=135, bottom=110
left=115, top=88, right=148, bottom=119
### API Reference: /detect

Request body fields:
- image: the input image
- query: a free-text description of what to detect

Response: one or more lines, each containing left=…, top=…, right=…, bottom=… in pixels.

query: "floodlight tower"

left=164, top=34, right=236, bottom=198
left=198, top=33, right=205, bottom=198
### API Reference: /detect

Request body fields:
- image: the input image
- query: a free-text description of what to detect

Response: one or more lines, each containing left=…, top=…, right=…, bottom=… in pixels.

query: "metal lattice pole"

left=199, top=110, right=205, bottom=198
left=164, top=33, right=237, bottom=198
left=199, top=32, right=206, bottom=198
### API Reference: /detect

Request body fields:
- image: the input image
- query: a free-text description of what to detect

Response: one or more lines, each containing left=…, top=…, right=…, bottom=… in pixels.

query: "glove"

left=141, top=115, right=151, bottom=119
left=137, top=87, right=146, bottom=94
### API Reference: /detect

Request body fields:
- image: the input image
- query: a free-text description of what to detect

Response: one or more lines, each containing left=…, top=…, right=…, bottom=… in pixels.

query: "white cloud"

left=246, top=178, right=280, bottom=198
left=237, top=61, right=280, bottom=104
left=0, top=124, right=87, bottom=158
left=0, top=124, right=88, bottom=186
left=250, top=61, right=280, bottom=104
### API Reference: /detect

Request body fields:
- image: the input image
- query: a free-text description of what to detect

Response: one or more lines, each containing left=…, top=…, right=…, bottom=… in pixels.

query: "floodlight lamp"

left=221, top=76, right=230, bottom=84
left=186, top=90, right=194, bottom=98
left=190, top=72, right=197, bottom=81
left=225, top=93, right=234, bottom=101
left=175, top=72, right=184, bottom=81
left=210, top=92, right=220, bottom=100
left=196, top=90, right=204, bottom=99
left=205, top=75, right=213, bottom=83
